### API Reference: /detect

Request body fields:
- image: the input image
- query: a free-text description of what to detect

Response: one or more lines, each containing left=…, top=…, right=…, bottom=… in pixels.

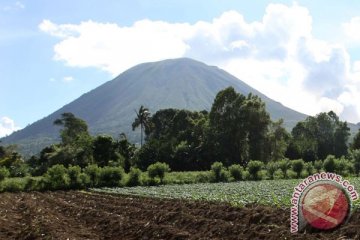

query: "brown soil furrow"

left=0, top=191, right=359, bottom=239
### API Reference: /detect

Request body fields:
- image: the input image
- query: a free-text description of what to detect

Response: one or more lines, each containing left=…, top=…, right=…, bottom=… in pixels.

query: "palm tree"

left=132, top=105, right=151, bottom=147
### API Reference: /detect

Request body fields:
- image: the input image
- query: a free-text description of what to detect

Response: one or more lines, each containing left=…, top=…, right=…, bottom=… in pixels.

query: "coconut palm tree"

left=132, top=105, right=151, bottom=147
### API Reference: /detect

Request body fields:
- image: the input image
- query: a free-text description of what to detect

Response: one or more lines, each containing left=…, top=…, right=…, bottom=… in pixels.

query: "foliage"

left=247, top=160, right=264, bottom=180
left=288, top=111, right=350, bottom=161
left=211, top=162, right=229, bottom=182
left=323, top=155, right=337, bottom=173
left=44, top=164, right=70, bottom=190
left=266, top=161, right=278, bottom=180
left=0, top=167, right=10, bottom=181
left=99, top=166, right=125, bottom=187
left=132, top=105, right=151, bottom=147
left=209, top=87, right=270, bottom=165
left=84, top=164, right=101, bottom=187
left=127, top=167, right=142, bottom=186
left=351, top=150, right=360, bottom=176
left=291, top=159, right=305, bottom=178
left=228, top=164, right=243, bottom=181
left=67, top=165, right=83, bottom=189
left=147, top=162, right=170, bottom=183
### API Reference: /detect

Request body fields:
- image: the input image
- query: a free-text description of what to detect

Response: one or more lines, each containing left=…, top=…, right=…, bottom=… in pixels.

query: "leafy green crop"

left=93, top=178, right=360, bottom=208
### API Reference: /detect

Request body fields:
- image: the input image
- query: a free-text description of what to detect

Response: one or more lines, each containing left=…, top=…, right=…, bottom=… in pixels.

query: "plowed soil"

left=0, top=191, right=359, bottom=240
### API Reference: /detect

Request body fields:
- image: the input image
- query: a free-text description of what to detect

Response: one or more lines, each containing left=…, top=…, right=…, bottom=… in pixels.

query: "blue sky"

left=1, top=0, right=360, bottom=137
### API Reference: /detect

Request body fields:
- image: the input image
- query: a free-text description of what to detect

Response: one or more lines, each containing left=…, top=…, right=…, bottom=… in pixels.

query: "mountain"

left=2, top=58, right=309, bottom=156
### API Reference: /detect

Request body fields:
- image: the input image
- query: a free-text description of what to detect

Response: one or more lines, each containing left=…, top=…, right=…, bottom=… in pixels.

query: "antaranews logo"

left=290, top=172, right=358, bottom=233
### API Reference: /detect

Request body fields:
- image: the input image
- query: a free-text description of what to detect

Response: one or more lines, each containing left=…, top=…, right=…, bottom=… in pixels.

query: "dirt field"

left=0, top=191, right=359, bottom=240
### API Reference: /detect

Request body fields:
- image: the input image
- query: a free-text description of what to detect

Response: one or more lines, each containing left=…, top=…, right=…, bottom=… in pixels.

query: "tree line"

left=1, top=86, right=360, bottom=191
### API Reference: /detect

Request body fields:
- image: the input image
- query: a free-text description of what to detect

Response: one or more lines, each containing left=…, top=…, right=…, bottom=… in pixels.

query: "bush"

left=278, top=159, right=290, bottom=178
left=323, top=155, right=337, bottom=173
left=147, top=162, right=170, bottom=183
left=291, top=159, right=305, bottom=178
left=266, top=162, right=278, bottom=180
left=0, top=167, right=10, bottom=181
left=195, top=171, right=212, bottom=183
left=44, top=164, right=70, bottom=190
left=210, top=162, right=228, bottom=182
left=273, top=169, right=284, bottom=180
left=79, top=173, right=91, bottom=188
left=68, top=165, right=82, bottom=189
left=127, top=167, right=142, bottom=186
left=99, top=166, right=125, bottom=187
left=351, top=150, right=360, bottom=176
left=1, top=178, right=27, bottom=192
left=304, top=162, right=315, bottom=175
left=228, top=164, right=243, bottom=181
left=247, top=160, right=264, bottom=180
left=314, top=160, right=323, bottom=173
left=286, top=169, right=297, bottom=179
left=84, top=164, right=101, bottom=187
left=24, top=177, right=44, bottom=191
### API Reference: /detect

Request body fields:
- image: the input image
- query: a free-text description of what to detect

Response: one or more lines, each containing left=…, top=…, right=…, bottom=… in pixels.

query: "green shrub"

left=68, top=165, right=82, bottom=189
left=351, top=150, right=360, bottom=176
left=228, top=164, right=243, bottom=181
left=84, top=164, right=101, bottom=187
left=273, top=169, right=284, bottom=180
left=266, top=162, right=278, bottom=180
left=247, top=160, right=264, bottom=180
left=44, top=164, right=70, bottom=190
left=127, top=167, right=142, bottom=186
left=314, top=160, right=323, bottom=172
left=24, top=177, right=44, bottom=191
left=0, top=167, right=10, bottom=181
left=278, top=159, right=290, bottom=178
left=99, top=166, right=125, bottom=187
left=195, top=171, right=212, bottom=183
left=79, top=173, right=90, bottom=188
left=210, top=162, right=228, bottom=182
left=304, top=162, right=314, bottom=175
left=291, top=159, right=305, bottom=178
left=142, top=175, right=161, bottom=186
left=1, top=178, right=27, bottom=192
left=147, top=162, right=170, bottom=183
left=323, top=155, right=337, bottom=173
left=286, top=169, right=297, bottom=179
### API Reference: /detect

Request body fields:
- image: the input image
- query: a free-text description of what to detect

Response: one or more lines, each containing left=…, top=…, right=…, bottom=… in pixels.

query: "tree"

left=54, top=112, right=90, bottom=146
left=266, top=119, right=290, bottom=161
left=132, top=106, right=151, bottom=147
left=93, top=135, right=116, bottom=167
left=351, top=130, right=360, bottom=150
left=287, top=111, right=350, bottom=161
left=209, top=87, right=270, bottom=166
left=53, top=113, right=93, bottom=167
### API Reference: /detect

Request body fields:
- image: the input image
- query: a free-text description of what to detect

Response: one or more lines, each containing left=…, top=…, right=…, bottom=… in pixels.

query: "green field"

left=93, top=178, right=360, bottom=208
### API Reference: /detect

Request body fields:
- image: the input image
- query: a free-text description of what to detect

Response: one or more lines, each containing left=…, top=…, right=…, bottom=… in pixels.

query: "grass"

left=93, top=178, right=360, bottom=208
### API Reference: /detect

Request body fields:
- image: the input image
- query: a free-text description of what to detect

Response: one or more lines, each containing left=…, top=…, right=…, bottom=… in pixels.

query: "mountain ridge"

left=1, top=58, right=320, bottom=155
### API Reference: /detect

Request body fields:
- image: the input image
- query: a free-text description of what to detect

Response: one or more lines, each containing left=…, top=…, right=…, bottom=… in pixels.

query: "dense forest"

left=1, top=87, right=360, bottom=191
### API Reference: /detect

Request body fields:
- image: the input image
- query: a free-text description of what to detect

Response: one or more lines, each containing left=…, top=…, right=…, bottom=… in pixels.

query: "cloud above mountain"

left=39, top=3, right=360, bottom=123
left=0, top=117, right=20, bottom=137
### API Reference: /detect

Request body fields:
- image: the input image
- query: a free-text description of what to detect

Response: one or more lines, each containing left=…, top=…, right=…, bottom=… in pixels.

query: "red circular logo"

left=301, top=183, right=350, bottom=230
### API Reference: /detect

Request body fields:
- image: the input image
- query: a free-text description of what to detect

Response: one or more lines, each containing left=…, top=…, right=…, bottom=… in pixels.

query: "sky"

left=1, top=0, right=360, bottom=137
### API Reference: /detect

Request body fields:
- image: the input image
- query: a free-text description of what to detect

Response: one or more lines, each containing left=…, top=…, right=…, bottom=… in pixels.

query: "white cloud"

left=0, top=117, right=21, bottom=137
left=2, top=1, right=25, bottom=11
left=39, top=3, right=360, bottom=123
left=343, top=17, right=360, bottom=43
left=63, top=76, right=74, bottom=82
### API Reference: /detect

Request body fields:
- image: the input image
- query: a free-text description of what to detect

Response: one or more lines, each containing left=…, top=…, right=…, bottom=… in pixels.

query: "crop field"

left=1, top=179, right=360, bottom=239
left=94, top=178, right=360, bottom=208
left=0, top=190, right=359, bottom=239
